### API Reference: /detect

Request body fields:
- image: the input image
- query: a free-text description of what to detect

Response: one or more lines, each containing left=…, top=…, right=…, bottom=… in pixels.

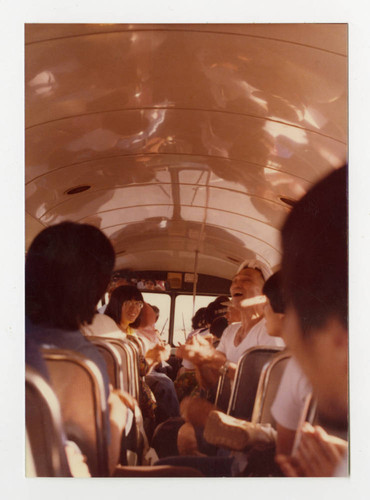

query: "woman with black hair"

left=25, top=221, right=134, bottom=475
left=105, top=286, right=180, bottom=434
left=105, top=285, right=144, bottom=334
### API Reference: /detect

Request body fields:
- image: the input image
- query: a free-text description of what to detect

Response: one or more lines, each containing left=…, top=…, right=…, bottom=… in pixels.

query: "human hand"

left=146, top=343, right=171, bottom=364
left=175, top=334, right=215, bottom=365
left=275, top=454, right=303, bottom=477
left=276, top=423, right=348, bottom=477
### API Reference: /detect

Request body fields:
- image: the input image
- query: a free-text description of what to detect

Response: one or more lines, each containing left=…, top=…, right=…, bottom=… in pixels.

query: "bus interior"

left=25, top=23, right=348, bottom=479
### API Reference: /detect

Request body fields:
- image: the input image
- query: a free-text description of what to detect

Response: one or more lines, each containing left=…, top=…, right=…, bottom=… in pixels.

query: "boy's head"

left=281, top=165, right=348, bottom=427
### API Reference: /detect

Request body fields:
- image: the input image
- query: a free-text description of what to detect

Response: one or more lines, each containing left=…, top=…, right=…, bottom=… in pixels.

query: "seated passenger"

left=204, top=270, right=312, bottom=458
left=176, top=260, right=284, bottom=390
left=174, top=307, right=209, bottom=402
left=135, top=303, right=181, bottom=424
left=209, top=316, right=228, bottom=347
left=277, top=164, right=348, bottom=477
left=104, top=286, right=170, bottom=372
left=202, top=169, right=349, bottom=477
left=158, top=272, right=291, bottom=469
left=191, top=307, right=208, bottom=331
left=180, top=307, right=209, bottom=369
left=175, top=297, right=229, bottom=401
left=105, top=286, right=180, bottom=430
left=145, top=304, right=176, bottom=378
left=25, top=221, right=135, bottom=475
left=136, top=303, right=165, bottom=352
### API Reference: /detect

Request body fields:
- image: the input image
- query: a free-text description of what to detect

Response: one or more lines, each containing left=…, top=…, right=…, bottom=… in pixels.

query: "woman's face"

left=121, top=298, right=143, bottom=324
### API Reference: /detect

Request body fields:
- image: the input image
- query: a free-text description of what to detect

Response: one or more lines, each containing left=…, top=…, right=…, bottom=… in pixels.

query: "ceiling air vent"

left=65, top=185, right=91, bottom=195
left=279, top=196, right=296, bottom=207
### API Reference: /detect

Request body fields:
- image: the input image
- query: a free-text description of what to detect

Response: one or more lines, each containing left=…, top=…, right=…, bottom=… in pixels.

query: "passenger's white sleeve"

left=270, top=357, right=312, bottom=430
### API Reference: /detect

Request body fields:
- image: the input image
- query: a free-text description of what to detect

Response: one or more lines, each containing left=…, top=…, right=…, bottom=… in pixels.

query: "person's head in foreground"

left=26, top=221, right=115, bottom=330
left=281, top=165, right=348, bottom=429
left=262, top=271, right=285, bottom=337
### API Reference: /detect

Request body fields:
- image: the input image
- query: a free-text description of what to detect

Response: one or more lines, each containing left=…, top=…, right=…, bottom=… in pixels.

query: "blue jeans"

left=146, top=372, right=180, bottom=424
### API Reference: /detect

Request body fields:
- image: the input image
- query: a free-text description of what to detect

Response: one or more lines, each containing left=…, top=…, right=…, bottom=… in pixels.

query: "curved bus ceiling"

left=25, top=23, right=347, bottom=280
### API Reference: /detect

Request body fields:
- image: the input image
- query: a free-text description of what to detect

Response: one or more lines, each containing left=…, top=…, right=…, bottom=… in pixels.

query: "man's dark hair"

left=191, top=307, right=207, bottom=330
left=105, top=285, right=144, bottom=328
left=262, top=271, right=285, bottom=314
left=205, top=296, right=229, bottom=324
left=26, top=221, right=115, bottom=330
left=281, top=165, right=348, bottom=335
left=210, top=316, right=228, bottom=339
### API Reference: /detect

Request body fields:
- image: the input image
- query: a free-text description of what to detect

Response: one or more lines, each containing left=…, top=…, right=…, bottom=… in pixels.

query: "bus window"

left=142, top=292, right=171, bottom=343
left=173, top=294, right=216, bottom=346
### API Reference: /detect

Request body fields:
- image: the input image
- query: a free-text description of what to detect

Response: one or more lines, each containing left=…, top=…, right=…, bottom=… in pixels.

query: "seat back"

left=127, top=334, right=146, bottom=355
left=215, top=372, right=232, bottom=412
left=104, top=338, right=140, bottom=399
left=291, top=392, right=316, bottom=455
left=42, top=348, right=109, bottom=477
left=26, top=365, right=71, bottom=477
left=251, top=351, right=292, bottom=425
left=87, top=337, right=124, bottom=390
left=87, top=337, right=149, bottom=465
left=227, top=346, right=284, bottom=420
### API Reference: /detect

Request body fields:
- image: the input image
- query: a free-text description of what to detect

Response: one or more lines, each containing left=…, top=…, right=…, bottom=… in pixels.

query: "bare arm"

left=195, top=355, right=237, bottom=390
left=176, top=334, right=236, bottom=390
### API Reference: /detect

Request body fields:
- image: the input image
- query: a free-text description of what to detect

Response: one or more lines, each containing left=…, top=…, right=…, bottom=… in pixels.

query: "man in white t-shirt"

left=177, top=259, right=284, bottom=389
left=216, top=317, right=281, bottom=364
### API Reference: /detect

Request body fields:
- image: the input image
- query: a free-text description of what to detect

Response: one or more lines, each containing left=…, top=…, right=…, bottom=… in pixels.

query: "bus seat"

left=127, top=334, right=146, bottom=359
left=26, top=365, right=72, bottom=477
left=87, top=337, right=124, bottom=390
left=103, top=338, right=140, bottom=400
left=227, top=346, right=284, bottom=420
left=215, top=372, right=232, bottom=413
left=251, top=351, right=292, bottom=425
left=90, top=337, right=148, bottom=464
left=41, top=348, right=109, bottom=477
left=291, top=393, right=316, bottom=455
